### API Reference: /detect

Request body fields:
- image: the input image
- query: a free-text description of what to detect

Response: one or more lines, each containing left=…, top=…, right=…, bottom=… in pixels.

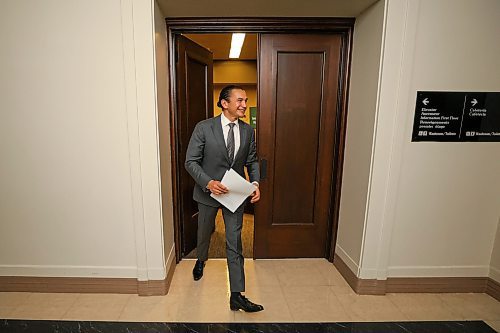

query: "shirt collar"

left=221, top=113, right=239, bottom=128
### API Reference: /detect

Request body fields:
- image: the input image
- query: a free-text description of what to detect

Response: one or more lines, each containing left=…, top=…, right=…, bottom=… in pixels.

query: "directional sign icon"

left=422, top=98, right=429, bottom=106
left=471, top=98, right=478, bottom=106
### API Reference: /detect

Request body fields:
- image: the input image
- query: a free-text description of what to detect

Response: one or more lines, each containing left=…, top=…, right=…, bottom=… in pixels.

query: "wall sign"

left=412, top=91, right=500, bottom=142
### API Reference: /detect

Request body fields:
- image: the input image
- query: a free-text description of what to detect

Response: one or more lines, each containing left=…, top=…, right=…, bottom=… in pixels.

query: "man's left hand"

left=250, top=186, right=260, bottom=203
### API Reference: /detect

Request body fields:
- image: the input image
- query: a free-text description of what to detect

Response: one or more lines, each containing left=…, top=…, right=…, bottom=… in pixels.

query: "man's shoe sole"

left=230, top=303, right=264, bottom=312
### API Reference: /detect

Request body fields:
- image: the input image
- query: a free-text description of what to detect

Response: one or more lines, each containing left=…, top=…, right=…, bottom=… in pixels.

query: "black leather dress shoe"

left=192, top=260, right=205, bottom=281
left=230, top=294, right=264, bottom=312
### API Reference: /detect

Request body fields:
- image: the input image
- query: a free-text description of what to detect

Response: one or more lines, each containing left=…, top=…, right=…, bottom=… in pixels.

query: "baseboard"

left=386, top=277, right=488, bottom=293
left=137, top=255, right=176, bottom=296
left=333, top=253, right=359, bottom=292
left=0, top=257, right=177, bottom=296
left=334, top=254, right=496, bottom=298
left=357, top=278, right=387, bottom=295
left=0, top=276, right=139, bottom=293
left=137, top=280, right=164, bottom=296
left=334, top=254, right=386, bottom=294
left=486, top=278, right=500, bottom=302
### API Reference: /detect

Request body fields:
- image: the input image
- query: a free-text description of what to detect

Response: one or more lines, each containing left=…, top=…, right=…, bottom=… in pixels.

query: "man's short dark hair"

left=217, top=85, right=245, bottom=109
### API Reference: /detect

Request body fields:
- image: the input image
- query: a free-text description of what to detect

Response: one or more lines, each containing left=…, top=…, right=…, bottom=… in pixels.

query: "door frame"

left=166, top=17, right=355, bottom=263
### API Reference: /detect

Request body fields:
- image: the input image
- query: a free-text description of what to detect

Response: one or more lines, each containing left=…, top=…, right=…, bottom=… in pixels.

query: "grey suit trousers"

left=197, top=202, right=245, bottom=293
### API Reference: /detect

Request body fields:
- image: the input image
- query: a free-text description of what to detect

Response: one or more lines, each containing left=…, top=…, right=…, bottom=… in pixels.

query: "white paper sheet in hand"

left=210, top=168, right=257, bottom=213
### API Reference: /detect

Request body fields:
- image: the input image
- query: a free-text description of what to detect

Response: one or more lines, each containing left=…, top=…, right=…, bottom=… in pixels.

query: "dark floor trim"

left=334, top=254, right=499, bottom=300
left=357, top=278, right=387, bottom=295
left=0, top=276, right=138, bottom=294
left=486, top=277, right=500, bottom=302
left=332, top=254, right=387, bottom=295
left=0, top=260, right=177, bottom=296
left=386, top=277, right=488, bottom=293
left=138, top=258, right=176, bottom=296
left=332, top=253, right=359, bottom=291
left=0, top=320, right=496, bottom=333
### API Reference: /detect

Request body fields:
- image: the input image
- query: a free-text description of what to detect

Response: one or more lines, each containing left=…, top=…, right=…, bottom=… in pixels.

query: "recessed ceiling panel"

left=184, top=34, right=257, bottom=60
left=159, top=0, right=379, bottom=17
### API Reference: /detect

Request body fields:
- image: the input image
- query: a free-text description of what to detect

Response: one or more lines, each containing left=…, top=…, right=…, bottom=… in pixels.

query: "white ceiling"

left=157, top=0, right=380, bottom=18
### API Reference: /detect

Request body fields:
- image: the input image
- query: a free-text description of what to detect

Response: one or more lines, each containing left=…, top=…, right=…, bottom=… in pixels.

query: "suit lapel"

left=234, top=120, right=247, bottom=162
left=211, top=115, right=230, bottom=163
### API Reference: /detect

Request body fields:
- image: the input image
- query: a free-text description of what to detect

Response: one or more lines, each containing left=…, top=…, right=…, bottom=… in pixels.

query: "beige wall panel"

left=384, top=0, right=500, bottom=277
left=490, top=220, right=500, bottom=282
left=0, top=0, right=137, bottom=274
left=154, top=1, right=176, bottom=273
left=336, top=0, right=385, bottom=272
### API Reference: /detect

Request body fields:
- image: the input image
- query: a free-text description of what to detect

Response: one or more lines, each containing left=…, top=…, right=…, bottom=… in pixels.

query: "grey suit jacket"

left=185, top=115, right=260, bottom=207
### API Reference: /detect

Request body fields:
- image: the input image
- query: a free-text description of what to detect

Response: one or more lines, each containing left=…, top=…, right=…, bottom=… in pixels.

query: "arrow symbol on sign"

left=422, top=98, right=429, bottom=106
left=471, top=98, right=478, bottom=106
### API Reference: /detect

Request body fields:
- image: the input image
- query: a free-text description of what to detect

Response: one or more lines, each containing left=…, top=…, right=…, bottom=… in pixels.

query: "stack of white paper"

left=210, top=168, right=257, bottom=213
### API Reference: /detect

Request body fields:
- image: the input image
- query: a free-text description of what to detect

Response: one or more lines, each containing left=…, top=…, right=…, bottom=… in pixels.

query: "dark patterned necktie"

left=227, top=123, right=235, bottom=165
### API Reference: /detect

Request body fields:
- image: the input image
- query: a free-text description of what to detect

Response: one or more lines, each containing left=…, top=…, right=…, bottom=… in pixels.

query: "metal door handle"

left=261, top=159, right=267, bottom=180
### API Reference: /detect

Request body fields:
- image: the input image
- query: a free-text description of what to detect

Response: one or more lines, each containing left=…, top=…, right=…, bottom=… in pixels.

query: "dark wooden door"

left=255, top=34, right=342, bottom=258
left=176, top=35, right=213, bottom=257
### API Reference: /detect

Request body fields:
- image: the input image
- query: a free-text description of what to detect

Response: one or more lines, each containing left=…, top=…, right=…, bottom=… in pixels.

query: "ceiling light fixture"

left=229, top=33, right=245, bottom=59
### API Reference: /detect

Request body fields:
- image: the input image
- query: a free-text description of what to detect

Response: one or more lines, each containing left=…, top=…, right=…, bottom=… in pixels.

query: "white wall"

left=154, top=0, right=176, bottom=274
left=0, top=0, right=166, bottom=280
left=359, top=0, right=500, bottom=279
left=336, top=0, right=385, bottom=274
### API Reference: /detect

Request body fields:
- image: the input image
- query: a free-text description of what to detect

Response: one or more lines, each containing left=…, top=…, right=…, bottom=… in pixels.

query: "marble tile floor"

left=0, top=259, right=499, bottom=332
left=0, top=319, right=497, bottom=332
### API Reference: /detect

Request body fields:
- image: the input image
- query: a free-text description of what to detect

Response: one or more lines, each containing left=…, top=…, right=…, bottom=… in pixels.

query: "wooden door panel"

left=273, top=52, right=323, bottom=225
left=255, top=34, right=341, bottom=258
left=176, top=35, right=213, bottom=257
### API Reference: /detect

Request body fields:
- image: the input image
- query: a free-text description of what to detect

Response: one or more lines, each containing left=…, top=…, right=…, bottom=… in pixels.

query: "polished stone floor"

left=1, top=259, right=499, bottom=332
left=0, top=319, right=496, bottom=332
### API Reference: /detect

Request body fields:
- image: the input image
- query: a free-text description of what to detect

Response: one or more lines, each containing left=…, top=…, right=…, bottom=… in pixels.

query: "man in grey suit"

left=185, top=85, right=263, bottom=312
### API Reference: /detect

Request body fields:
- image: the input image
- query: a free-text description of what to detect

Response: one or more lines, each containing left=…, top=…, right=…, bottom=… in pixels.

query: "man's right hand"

left=207, top=180, right=229, bottom=195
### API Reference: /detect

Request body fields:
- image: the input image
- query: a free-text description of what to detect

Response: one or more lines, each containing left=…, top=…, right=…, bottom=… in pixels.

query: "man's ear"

left=221, top=99, right=229, bottom=109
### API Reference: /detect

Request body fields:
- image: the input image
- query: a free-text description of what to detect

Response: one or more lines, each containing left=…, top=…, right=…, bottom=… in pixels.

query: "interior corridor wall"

left=154, top=1, right=176, bottom=277
left=360, top=0, right=500, bottom=280
left=0, top=0, right=166, bottom=280
left=387, top=0, right=500, bottom=278
left=490, top=220, right=500, bottom=282
left=336, top=0, right=385, bottom=274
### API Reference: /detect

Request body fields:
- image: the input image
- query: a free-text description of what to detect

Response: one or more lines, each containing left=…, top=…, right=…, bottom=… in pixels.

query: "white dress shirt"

left=221, top=113, right=240, bottom=159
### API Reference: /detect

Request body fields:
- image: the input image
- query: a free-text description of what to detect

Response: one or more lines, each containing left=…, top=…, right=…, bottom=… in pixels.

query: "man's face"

left=222, top=89, right=247, bottom=121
